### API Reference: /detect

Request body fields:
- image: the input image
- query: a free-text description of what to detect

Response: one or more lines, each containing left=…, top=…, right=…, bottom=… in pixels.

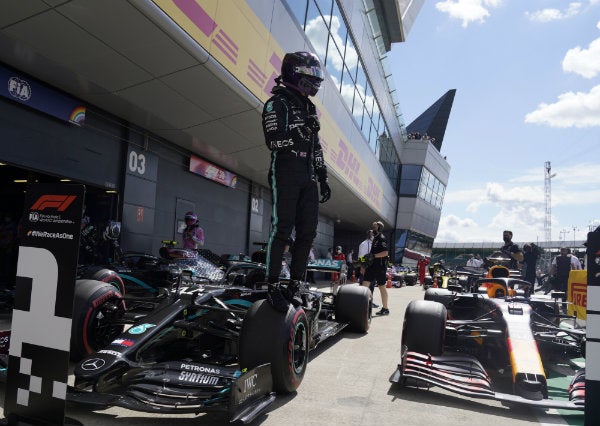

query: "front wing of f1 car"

left=390, top=350, right=585, bottom=410
left=68, top=361, right=275, bottom=424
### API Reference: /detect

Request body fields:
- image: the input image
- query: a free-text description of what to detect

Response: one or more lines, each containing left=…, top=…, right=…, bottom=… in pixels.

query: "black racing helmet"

left=281, top=51, right=323, bottom=96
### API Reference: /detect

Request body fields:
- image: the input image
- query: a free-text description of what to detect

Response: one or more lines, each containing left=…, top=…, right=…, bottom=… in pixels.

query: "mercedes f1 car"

left=77, top=241, right=259, bottom=296
left=67, top=259, right=371, bottom=423
left=390, top=273, right=586, bottom=411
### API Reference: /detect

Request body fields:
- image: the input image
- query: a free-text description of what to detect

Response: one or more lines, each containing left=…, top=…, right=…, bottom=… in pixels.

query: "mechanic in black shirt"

left=262, top=51, right=331, bottom=311
left=551, top=246, right=572, bottom=300
left=522, top=243, right=540, bottom=285
left=500, top=230, right=523, bottom=270
left=361, top=221, right=389, bottom=315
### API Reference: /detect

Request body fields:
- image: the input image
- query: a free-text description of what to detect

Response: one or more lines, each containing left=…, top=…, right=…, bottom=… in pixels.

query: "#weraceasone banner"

left=4, top=184, right=84, bottom=425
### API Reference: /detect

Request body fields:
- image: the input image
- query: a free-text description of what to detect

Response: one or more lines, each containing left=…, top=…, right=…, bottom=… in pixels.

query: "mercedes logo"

left=81, top=358, right=105, bottom=371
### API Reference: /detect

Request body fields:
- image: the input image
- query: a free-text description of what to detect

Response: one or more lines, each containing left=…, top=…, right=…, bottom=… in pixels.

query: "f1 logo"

left=31, top=195, right=76, bottom=212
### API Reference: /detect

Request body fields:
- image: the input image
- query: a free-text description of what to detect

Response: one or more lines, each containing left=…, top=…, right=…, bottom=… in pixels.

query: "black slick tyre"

left=335, top=285, right=371, bottom=333
left=424, top=288, right=453, bottom=306
left=423, top=276, right=433, bottom=289
left=79, top=266, right=126, bottom=296
left=402, top=300, right=446, bottom=355
left=70, top=279, right=124, bottom=361
left=239, top=299, right=309, bottom=394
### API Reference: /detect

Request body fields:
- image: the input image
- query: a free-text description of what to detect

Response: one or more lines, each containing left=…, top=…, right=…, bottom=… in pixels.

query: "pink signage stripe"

left=216, top=29, right=238, bottom=52
left=214, top=31, right=238, bottom=57
left=174, top=0, right=217, bottom=37
left=269, top=53, right=282, bottom=72
left=247, top=67, right=265, bottom=83
left=248, top=59, right=267, bottom=78
left=213, top=38, right=237, bottom=64
left=247, top=72, right=263, bottom=87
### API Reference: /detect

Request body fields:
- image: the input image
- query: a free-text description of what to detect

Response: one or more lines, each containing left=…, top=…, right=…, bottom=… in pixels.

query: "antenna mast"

left=544, top=161, right=555, bottom=243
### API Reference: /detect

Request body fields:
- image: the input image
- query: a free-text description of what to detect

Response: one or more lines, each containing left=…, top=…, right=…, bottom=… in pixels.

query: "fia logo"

left=8, top=77, right=32, bottom=101
left=29, top=212, right=40, bottom=222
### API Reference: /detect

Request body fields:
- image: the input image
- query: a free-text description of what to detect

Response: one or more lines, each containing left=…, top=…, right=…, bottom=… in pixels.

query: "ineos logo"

left=81, top=358, right=105, bottom=371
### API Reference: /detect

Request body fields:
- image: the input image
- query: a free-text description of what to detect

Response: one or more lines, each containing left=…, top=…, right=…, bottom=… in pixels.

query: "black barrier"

left=586, top=229, right=600, bottom=424
left=2, top=184, right=84, bottom=425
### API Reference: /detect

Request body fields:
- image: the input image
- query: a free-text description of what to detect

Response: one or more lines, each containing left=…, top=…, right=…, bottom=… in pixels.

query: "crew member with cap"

left=182, top=211, right=204, bottom=249
left=262, top=51, right=331, bottom=311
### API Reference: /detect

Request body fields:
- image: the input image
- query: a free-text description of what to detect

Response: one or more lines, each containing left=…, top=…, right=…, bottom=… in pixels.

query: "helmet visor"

left=294, top=65, right=323, bottom=81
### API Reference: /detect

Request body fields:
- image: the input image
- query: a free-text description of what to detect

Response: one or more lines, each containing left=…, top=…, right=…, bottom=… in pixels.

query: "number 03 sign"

left=3, top=184, right=84, bottom=425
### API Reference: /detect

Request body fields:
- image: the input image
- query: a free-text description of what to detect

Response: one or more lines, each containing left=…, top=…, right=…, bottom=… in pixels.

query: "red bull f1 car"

left=390, top=275, right=585, bottom=411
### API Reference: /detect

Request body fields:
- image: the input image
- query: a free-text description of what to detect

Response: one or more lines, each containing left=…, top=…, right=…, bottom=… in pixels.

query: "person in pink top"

left=182, top=211, right=204, bottom=249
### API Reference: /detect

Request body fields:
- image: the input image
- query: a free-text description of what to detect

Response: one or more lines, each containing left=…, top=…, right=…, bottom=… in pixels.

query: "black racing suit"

left=262, top=84, right=327, bottom=282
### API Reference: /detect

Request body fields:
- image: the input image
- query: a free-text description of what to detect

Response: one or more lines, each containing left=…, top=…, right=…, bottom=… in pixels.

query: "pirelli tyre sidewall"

left=79, top=266, right=126, bottom=296
left=335, top=285, right=371, bottom=333
left=402, top=300, right=446, bottom=356
left=239, top=299, right=309, bottom=394
left=71, top=279, right=125, bottom=361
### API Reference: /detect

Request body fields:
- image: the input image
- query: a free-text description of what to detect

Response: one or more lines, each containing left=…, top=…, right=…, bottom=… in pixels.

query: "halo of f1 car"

left=390, top=257, right=586, bottom=411
left=59, top=244, right=371, bottom=423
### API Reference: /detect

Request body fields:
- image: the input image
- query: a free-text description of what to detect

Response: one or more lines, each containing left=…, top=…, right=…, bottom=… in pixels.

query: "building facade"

left=0, top=0, right=446, bottom=264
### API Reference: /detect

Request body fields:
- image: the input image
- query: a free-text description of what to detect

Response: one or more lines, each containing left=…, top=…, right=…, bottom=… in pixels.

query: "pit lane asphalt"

left=0, top=283, right=584, bottom=425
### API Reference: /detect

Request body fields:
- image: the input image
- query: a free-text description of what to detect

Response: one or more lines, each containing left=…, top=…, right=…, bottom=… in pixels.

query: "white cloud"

left=446, top=183, right=543, bottom=210
left=480, top=183, right=546, bottom=233
left=305, top=16, right=328, bottom=64
left=525, top=2, right=582, bottom=22
left=441, top=214, right=479, bottom=228
left=436, top=163, right=600, bottom=242
left=443, top=188, right=483, bottom=203
left=524, top=85, right=600, bottom=128
left=562, top=22, right=600, bottom=78
left=552, top=163, right=600, bottom=186
left=305, top=15, right=358, bottom=73
left=436, top=214, right=480, bottom=242
left=305, top=14, right=371, bottom=118
left=553, top=188, right=600, bottom=206
left=511, top=163, right=600, bottom=185
left=330, top=75, right=375, bottom=119
left=435, top=0, right=502, bottom=28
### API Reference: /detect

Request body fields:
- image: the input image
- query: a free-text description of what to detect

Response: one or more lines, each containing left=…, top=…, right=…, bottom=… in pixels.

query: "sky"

left=389, top=0, right=600, bottom=245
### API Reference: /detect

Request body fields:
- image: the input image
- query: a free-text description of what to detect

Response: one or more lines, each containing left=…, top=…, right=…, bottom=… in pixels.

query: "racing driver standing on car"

left=262, top=51, right=331, bottom=311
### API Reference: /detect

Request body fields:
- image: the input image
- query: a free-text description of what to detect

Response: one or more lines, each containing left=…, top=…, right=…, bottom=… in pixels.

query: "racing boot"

left=286, top=280, right=303, bottom=308
left=267, top=283, right=290, bottom=313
